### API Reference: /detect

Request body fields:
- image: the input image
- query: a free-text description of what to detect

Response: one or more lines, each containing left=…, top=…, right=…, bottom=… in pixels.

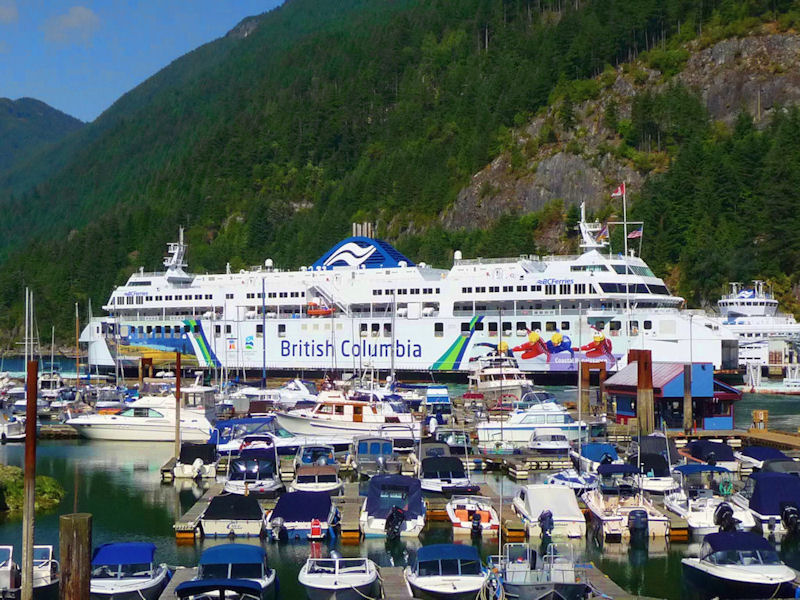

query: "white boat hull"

left=68, top=421, right=209, bottom=442
left=200, top=517, right=263, bottom=538
left=276, top=412, right=420, bottom=439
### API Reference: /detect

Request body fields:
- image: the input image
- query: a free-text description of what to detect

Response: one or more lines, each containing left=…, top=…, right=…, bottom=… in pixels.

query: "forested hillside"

left=0, top=0, right=799, bottom=343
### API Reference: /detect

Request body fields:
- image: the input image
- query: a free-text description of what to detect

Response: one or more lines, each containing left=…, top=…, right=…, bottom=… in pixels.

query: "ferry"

left=80, top=206, right=738, bottom=375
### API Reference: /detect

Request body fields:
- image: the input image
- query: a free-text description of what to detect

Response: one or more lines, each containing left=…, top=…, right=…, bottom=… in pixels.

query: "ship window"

left=489, top=286, right=499, bottom=293
left=146, top=296, right=153, bottom=302
left=256, top=324, right=264, bottom=337
left=561, top=321, right=569, bottom=330
left=385, top=289, right=394, bottom=295
left=503, top=322, right=512, bottom=335
left=374, top=289, right=382, bottom=296
left=184, top=325, right=190, bottom=333
left=335, top=405, right=345, bottom=416
left=575, top=284, right=586, bottom=294
left=612, top=264, right=627, bottom=274
left=460, top=322, right=471, bottom=336
left=317, top=404, right=333, bottom=415
left=517, top=285, right=527, bottom=292
left=136, top=296, right=144, bottom=305
left=531, top=285, right=541, bottom=292
left=531, top=321, right=541, bottom=331
left=474, top=321, right=484, bottom=331
left=226, top=293, right=234, bottom=299
left=462, top=287, right=472, bottom=294
left=476, top=287, right=486, bottom=293
left=503, top=286, right=513, bottom=292
left=411, top=289, right=420, bottom=295
left=559, top=284, right=570, bottom=295
left=205, top=294, right=212, bottom=300
left=545, top=321, right=556, bottom=332
left=278, top=324, right=286, bottom=338
left=436, top=288, right=440, bottom=293
left=648, top=284, right=669, bottom=295
left=488, top=322, right=497, bottom=337
left=371, top=324, right=380, bottom=337
left=516, top=322, right=527, bottom=335
left=279, top=292, right=288, bottom=298
left=146, top=326, right=153, bottom=334
left=213, top=325, right=220, bottom=336
left=610, top=321, right=622, bottom=331
left=600, top=283, right=621, bottom=293
left=195, top=295, right=202, bottom=300
left=360, top=324, right=368, bottom=337
left=383, top=323, right=392, bottom=337
left=434, top=323, right=444, bottom=337
left=225, top=325, right=232, bottom=334
left=629, top=321, right=639, bottom=336
left=545, top=285, right=556, bottom=295
left=268, top=292, right=277, bottom=298
left=155, top=326, right=162, bottom=335
left=175, top=295, right=182, bottom=300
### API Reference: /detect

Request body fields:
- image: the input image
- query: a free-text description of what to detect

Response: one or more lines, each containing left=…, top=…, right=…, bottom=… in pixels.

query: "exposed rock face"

left=226, top=16, right=262, bottom=40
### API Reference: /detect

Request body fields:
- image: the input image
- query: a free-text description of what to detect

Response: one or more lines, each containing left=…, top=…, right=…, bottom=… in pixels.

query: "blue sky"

left=0, top=1, right=283, bottom=122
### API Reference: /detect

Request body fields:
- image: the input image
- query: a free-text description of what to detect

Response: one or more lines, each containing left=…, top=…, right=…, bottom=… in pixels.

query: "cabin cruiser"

left=570, top=442, right=621, bottom=473
left=682, top=532, right=795, bottom=599
left=266, top=378, right=318, bottom=408
left=488, top=543, right=588, bottom=600
left=445, top=495, right=500, bottom=536
left=581, top=464, right=670, bottom=541
left=39, top=371, right=67, bottom=400
left=421, top=386, right=452, bottom=426
left=730, top=471, right=800, bottom=538
left=66, top=395, right=213, bottom=442
left=419, top=456, right=479, bottom=495
left=275, top=391, right=421, bottom=439
left=360, top=474, right=425, bottom=538
left=173, top=442, right=218, bottom=479
left=265, top=491, right=339, bottom=541
left=223, top=447, right=283, bottom=496
left=468, top=354, right=534, bottom=402
left=90, top=542, right=170, bottom=600
left=200, top=493, right=265, bottom=538
left=527, top=428, right=569, bottom=454
left=299, top=557, right=379, bottom=600
left=214, top=417, right=351, bottom=457
left=175, top=543, right=276, bottom=600
left=404, top=544, right=487, bottom=600
left=289, top=465, right=343, bottom=495
left=512, top=484, right=586, bottom=539
left=734, top=446, right=790, bottom=470
left=476, top=400, right=587, bottom=447
left=664, top=464, right=755, bottom=536
left=353, top=436, right=402, bottom=478
left=0, top=545, right=59, bottom=600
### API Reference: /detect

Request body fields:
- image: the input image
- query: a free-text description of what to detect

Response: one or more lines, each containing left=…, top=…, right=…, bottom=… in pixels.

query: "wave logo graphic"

left=323, top=242, right=376, bottom=267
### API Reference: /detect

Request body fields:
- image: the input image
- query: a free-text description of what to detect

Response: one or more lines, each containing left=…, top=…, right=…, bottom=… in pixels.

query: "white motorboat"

left=544, top=469, right=599, bottom=493
left=581, top=464, right=670, bottom=541
left=39, top=371, right=67, bottom=400
left=682, top=532, right=795, bottom=599
left=223, top=447, right=283, bottom=496
left=527, top=428, right=569, bottom=454
left=0, top=545, right=59, bottom=600
left=734, top=445, right=790, bottom=470
left=419, top=456, right=479, bottom=495
left=476, top=400, right=587, bottom=447
left=633, top=453, right=679, bottom=494
left=445, top=495, right=500, bottom=536
left=265, top=490, right=339, bottom=541
left=275, top=391, right=420, bottom=439
left=468, top=354, right=534, bottom=401
left=66, top=395, right=212, bottom=442
left=664, top=464, right=755, bottom=537
left=488, top=543, right=588, bottom=600
left=200, top=493, right=265, bottom=538
left=359, top=474, right=425, bottom=538
left=681, top=440, right=739, bottom=473
left=293, top=443, right=338, bottom=469
left=404, top=544, right=487, bottom=600
left=512, top=484, right=586, bottom=539
left=175, top=543, right=276, bottom=600
left=730, top=471, right=800, bottom=538
left=569, top=442, right=621, bottom=473
left=0, top=413, right=25, bottom=443
left=288, top=465, right=343, bottom=495
left=299, top=557, right=378, bottom=600
left=173, top=442, right=218, bottom=479
left=90, top=542, right=170, bottom=600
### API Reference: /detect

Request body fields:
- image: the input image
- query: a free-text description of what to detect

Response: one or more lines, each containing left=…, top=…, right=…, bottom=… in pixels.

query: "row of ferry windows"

left=373, top=288, right=441, bottom=296
left=453, top=319, right=654, bottom=337
left=114, top=291, right=309, bottom=305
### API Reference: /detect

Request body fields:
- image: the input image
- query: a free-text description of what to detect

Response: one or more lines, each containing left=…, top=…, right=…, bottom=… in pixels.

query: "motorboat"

left=275, top=391, right=420, bottom=439
left=0, top=545, right=59, bottom=600
left=66, top=395, right=213, bottom=442
left=223, top=447, right=283, bottom=497
left=200, top=493, right=265, bottom=538
left=512, top=484, right=586, bottom=539
left=404, top=544, right=487, bottom=600
left=173, top=442, right=218, bottom=479
left=353, top=436, right=402, bottom=478
left=489, top=390, right=558, bottom=413
left=293, top=444, right=337, bottom=469
left=681, top=440, right=738, bottom=472
left=359, top=474, right=426, bottom=538
left=288, top=465, right=343, bottom=495
left=433, top=429, right=471, bottom=455
left=445, top=495, right=500, bottom=536
left=629, top=453, right=678, bottom=494
left=544, top=469, right=599, bottom=493
left=664, top=464, right=755, bottom=537
left=267, top=378, right=318, bottom=409
left=175, top=543, right=276, bottom=600
left=527, top=428, right=569, bottom=455
left=0, top=413, right=25, bottom=443
left=581, top=464, right=670, bottom=541
left=264, top=491, right=339, bottom=541
left=468, top=354, right=534, bottom=402
left=213, top=417, right=276, bottom=455
left=734, top=446, right=790, bottom=471
left=760, top=458, right=800, bottom=476
left=215, top=418, right=351, bottom=458
left=476, top=399, right=587, bottom=447
left=488, top=543, right=588, bottom=600
left=682, top=532, right=795, bottom=599
left=39, top=371, right=67, bottom=400
left=299, top=557, right=379, bottom=600
left=729, top=471, right=800, bottom=538
left=570, top=442, right=621, bottom=473
left=421, top=386, right=453, bottom=427
left=419, top=456, right=479, bottom=495
left=90, top=542, right=170, bottom=600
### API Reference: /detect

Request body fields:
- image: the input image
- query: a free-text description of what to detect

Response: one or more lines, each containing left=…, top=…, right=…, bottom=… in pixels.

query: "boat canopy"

left=519, top=485, right=582, bottom=520
left=748, top=472, right=800, bottom=515
left=270, top=491, right=332, bottom=522
left=366, top=474, right=423, bottom=519
left=176, top=579, right=264, bottom=599
left=239, top=447, right=276, bottom=459
left=597, top=463, right=638, bottom=476
left=687, top=440, right=734, bottom=462
left=199, top=544, right=266, bottom=566
left=704, top=531, right=774, bottom=553
left=179, top=442, right=217, bottom=464
left=204, top=494, right=263, bottom=520
left=741, top=446, right=789, bottom=462
left=581, top=443, right=618, bottom=463
left=92, top=542, right=155, bottom=566
left=635, top=434, right=679, bottom=464
left=414, top=544, right=482, bottom=576
left=420, top=443, right=450, bottom=458
left=761, top=459, right=800, bottom=475
left=421, top=456, right=466, bottom=479
left=632, top=453, right=670, bottom=477
left=356, top=438, right=394, bottom=457
left=673, top=464, right=729, bottom=475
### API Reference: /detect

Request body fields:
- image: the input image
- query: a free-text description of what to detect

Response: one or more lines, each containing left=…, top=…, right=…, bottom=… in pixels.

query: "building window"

left=435, top=323, right=444, bottom=338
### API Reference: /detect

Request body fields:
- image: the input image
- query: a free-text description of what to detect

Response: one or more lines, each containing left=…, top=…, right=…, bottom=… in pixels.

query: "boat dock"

left=158, top=566, right=197, bottom=600
left=378, top=567, right=412, bottom=599
left=583, top=562, right=662, bottom=600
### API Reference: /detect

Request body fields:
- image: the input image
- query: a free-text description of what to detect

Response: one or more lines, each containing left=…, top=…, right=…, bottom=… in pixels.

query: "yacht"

left=66, top=395, right=213, bottom=442
left=467, top=354, right=534, bottom=401
left=80, top=210, right=738, bottom=376
left=476, top=400, right=587, bottom=447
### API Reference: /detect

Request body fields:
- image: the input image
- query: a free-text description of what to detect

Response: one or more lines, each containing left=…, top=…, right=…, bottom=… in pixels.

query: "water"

left=0, top=356, right=79, bottom=379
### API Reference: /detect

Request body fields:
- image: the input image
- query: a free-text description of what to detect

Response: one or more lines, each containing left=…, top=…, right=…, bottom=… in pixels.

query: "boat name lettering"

left=535, top=278, right=574, bottom=285
left=122, top=291, right=148, bottom=297
left=280, top=339, right=422, bottom=358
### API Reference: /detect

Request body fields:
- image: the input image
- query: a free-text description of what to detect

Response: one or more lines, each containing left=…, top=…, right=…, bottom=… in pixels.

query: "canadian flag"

left=611, top=183, right=625, bottom=198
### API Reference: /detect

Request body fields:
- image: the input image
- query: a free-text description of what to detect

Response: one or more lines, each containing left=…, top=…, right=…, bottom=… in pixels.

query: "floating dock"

left=158, top=566, right=197, bottom=600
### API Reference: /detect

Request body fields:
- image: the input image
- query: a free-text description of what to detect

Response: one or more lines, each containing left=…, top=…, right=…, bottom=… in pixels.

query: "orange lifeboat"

left=307, top=302, right=335, bottom=317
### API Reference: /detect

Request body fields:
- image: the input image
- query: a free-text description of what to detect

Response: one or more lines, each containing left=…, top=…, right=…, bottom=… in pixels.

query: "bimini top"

left=269, top=491, right=332, bottom=523
left=311, top=237, right=415, bottom=270
left=674, top=464, right=729, bottom=475
left=421, top=456, right=467, bottom=479
left=179, top=442, right=217, bottom=464
left=704, top=531, right=774, bottom=553
left=581, top=443, right=618, bottom=463
left=199, top=544, right=266, bottom=566
left=597, top=463, right=638, bottom=476
left=176, top=579, right=264, bottom=599
left=739, top=446, right=788, bottom=462
left=366, top=474, right=423, bottom=519
left=687, top=440, right=734, bottom=462
left=416, top=543, right=480, bottom=564
left=748, top=472, right=800, bottom=515
left=632, top=453, right=670, bottom=477
left=92, top=542, right=156, bottom=566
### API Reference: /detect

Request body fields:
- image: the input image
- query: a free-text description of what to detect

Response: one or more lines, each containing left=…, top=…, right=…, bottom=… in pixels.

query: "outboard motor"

left=627, top=509, right=649, bottom=537
left=600, top=453, right=614, bottom=465
left=538, top=510, right=555, bottom=537
left=471, top=511, right=483, bottom=538
left=385, top=506, right=405, bottom=540
left=270, top=517, right=287, bottom=542
left=376, top=455, right=386, bottom=475
left=713, top=503, right=739, bottom=533
left=781, top=505, right=800, bottom=535
left=706, top=452, right=717, bottom=466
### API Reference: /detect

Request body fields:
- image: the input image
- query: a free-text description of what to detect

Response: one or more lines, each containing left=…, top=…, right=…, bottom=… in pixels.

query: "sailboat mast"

left=75, top=303, right=80, bottom=390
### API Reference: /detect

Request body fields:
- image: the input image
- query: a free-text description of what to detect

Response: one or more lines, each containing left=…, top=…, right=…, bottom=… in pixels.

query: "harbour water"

left=1, top=387, right=800, bottom=599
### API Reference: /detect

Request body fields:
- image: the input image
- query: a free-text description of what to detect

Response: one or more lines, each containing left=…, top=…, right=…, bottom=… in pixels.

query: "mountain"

left=0, top=0, right=799, bottom=342
left=0, top=97, right=83, bottom=177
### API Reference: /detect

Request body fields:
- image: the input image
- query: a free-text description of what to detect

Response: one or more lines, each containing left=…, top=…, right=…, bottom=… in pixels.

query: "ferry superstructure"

left=81, top=208, right=738, bottom=374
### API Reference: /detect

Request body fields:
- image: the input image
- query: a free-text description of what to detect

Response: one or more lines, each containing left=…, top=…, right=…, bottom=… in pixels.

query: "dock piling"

left=59, top=513, right=92, bottom=600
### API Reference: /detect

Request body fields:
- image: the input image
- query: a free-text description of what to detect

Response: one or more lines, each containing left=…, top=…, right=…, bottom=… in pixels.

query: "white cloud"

left=43, top=5, right=100, bottom=46
left=0, top=0, right=18, bottom=24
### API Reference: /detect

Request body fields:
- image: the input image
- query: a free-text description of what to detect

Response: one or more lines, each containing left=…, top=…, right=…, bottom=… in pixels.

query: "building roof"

left=604, top=361, right=724, bottom=399
left=604, top=361, right=685, bottom=391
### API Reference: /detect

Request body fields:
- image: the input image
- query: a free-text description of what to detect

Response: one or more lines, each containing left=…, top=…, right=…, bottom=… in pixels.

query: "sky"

left=0, top=0, right=284, bottom=122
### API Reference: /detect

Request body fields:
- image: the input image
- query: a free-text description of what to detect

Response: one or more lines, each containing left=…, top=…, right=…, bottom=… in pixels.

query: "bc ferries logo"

left=323, top=242, right=376, bottom=268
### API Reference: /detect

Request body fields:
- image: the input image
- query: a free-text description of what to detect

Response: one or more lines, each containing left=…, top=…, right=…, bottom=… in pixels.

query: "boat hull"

left=200, top=517, right=263, bottom=538
left=90, top=568, right=170, bottom=600
left=681, top=560, right=795, bottom=599
left=276, top=413, right=419, bottom=439
left=301, top=581, right=378, bottom=600
left=503, top=582, right=587, bottom=600
left=68, top=422, right=209, bottom=442
left=405, top=573, right=487, bottom=600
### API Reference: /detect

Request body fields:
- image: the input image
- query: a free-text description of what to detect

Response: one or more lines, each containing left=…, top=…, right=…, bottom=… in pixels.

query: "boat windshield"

left=358, top=440, right=393, bottom=456
left=33, top=547, right=51, bottom=566
left=418, top=558, right=482, bottom=577
left=377, top=487, right=408, bottom=511
left=307, top=559, right=368, bottom=575
left=230, top=563, right=263, bottom=579
left=229, top=459, right=276, bottom=480
left=0, top=548, right=11, bottom=566
left=92, top=563, right=153, bottom=579
left=299, top=447, right=334, bottom=464
left=119, top=407, right=164, bottom=418
left=707, top=550, right=782, bottom=566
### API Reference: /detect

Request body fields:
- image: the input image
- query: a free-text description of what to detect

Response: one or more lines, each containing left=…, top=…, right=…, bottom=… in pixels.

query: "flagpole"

left=622, top=183, right=630, bottom=320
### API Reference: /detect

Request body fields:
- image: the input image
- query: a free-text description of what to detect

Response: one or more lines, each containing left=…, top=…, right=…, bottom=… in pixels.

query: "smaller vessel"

left=90, top=542, right=170, bottom=600
left=223, top=447, right=283, bottom=497
left=734, top=446, right=789, bottom=471
left=175, top=543, right=277, bottom=600
left=527, top=428, right=569, bottom=455
left=200, top=494, right=265, bottom=538
left=298, top=557, right=379, bottom=600
left=468, top=354, right=534, bottom=402
left=512, top=484, right=586, bottom=539
left=570, top=442, right=621, bottom=474
left=729, top=471, right=800, bottom=538
left=353, top=436, right=402, bottom=478
left=630, top=453, right=678, bottom=494
left=488, top=543, right=588, bottom=600
left=265, top=491, right=339, bottom=541
left=307, top=302, right=335, bottom=317
left=289, top=465, right=343, bottom=495
left=359, top=474, right=426, bottom=538
left=0, top=413, right=25, bottom=443
left=544, top=469, right=598, bottom=493
left=0, top=545, right=59, bottom=600
left=682, top=531, right=795, bottom=599
left=404, top=544, right=488, bottom=600
left=294, top=444, right=337, bottom=469
left=445, top=495, right=500, bottom=536
left=477, top=400, right=587, bottom=447
left=421, top=386, right=453, bottom=427
left=419, top=456, right=479, bottom=495
left=173, top=442, right=218, bottom=479
left=681, top=440, right=738, bottom=472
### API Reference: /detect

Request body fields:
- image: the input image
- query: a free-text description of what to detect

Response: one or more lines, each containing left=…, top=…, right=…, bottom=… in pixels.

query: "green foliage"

left=0, top=465, right=65, bottom=511
left=643, top=47, right=690, bottom=77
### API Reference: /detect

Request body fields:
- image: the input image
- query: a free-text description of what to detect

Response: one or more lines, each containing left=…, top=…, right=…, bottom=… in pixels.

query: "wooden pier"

left=379, top=566, right=412, bottom=599
left=173, top=482, right=224, bottom=540
left=158, top=566, right=197, bottom=599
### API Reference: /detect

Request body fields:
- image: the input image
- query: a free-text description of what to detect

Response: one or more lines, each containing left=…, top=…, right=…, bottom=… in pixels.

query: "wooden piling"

left=21, top=360, right=38, bottom=600
left=175, top=352, right=181, bottom=457
left=636, top=351, right=654, bottom=435
left=59, top=513, right=92, bottom=600
left=683, top=364, right=693, bottom=433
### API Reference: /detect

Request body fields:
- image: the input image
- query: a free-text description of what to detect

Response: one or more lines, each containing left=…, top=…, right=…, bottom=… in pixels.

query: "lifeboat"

left=307, top=302, right=335, bottom=317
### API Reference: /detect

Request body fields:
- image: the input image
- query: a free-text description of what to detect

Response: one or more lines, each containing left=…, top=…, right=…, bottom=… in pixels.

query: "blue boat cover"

left=416, top=544, right=480, bottom=564
left=581, top=443, right=618, bottom=462
left=687, top=440, right=734, bottom=462
left=674, top=464, right=729, bottom=475
left=269, top=491, right=332, bottom=523
left=748, top=472, right=800, bottom=515
left=92, top=543, right=155, bottom=566
left=199, top=544, right=266, bottom=566
left=740, top=446, right=788, bottom=462
left=597, top=464, right=638, bottom=476
left=704, top=531, right=773, bottom=552
left=630, top=453, right=669, bottom=477
left=366, top=474, right=423, bottom=519
left=175, top=578, right=264, bottom=598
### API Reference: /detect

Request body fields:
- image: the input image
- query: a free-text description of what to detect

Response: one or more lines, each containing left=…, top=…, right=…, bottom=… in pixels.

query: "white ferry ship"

left=80, top=207, right=737, bottom=375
